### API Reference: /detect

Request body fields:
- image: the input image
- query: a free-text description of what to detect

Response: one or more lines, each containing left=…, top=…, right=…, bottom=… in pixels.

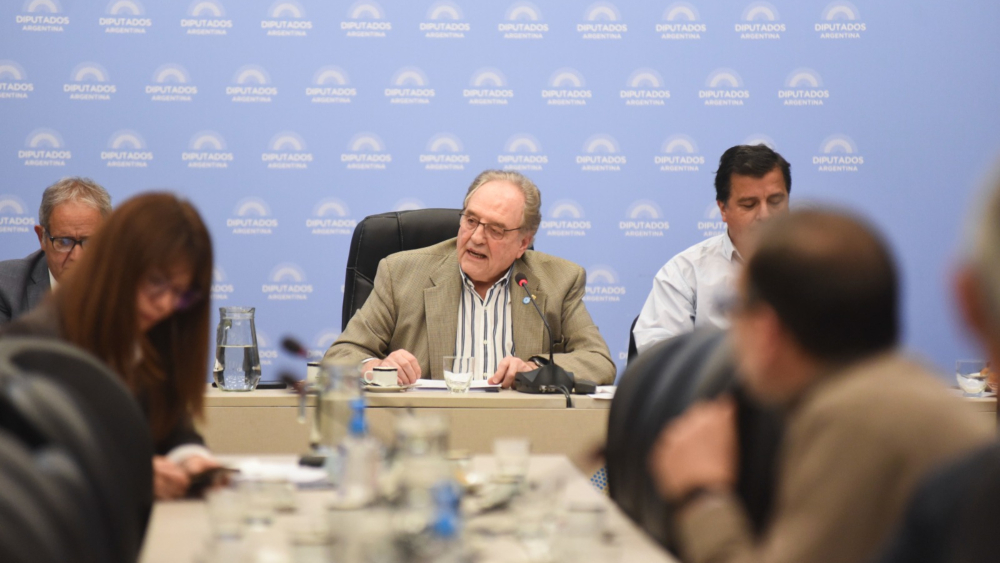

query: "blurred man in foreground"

left=633, top=145, right=790, bottom=354
left=649, top=209, right=991, bottom=563
left=0, top=177, right=111, bottom=324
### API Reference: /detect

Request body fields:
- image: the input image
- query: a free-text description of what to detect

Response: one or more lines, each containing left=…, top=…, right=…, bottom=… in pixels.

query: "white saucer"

left=362, top=383, right=416, bottom=393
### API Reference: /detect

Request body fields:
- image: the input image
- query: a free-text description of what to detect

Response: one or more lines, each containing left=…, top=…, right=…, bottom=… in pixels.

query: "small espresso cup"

left=363, top=365, right=399, bottom=387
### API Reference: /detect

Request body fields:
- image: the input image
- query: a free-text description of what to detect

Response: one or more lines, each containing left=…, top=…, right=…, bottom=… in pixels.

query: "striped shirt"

left=455, top=265, right=515, bottom=380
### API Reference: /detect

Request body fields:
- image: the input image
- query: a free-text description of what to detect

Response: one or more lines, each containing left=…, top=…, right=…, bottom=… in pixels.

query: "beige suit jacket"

left=677, top=353, right=992, bottom=563
left=324, top=238, right=616, bottom=384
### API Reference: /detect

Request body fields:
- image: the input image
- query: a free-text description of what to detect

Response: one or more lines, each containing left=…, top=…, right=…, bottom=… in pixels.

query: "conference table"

left=199, top=386, right=613, bottom=474
left=139, top=455, right=678, bottom=563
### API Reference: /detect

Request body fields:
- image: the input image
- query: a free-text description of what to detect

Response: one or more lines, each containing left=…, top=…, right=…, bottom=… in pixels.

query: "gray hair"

left=38, top=177, right=112, bottom=230
left=462, top=170, right=542, bottom=236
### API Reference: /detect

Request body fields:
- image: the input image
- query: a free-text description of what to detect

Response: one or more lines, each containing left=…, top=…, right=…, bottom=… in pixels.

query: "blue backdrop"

left=2, top=0, right=999, bottom=381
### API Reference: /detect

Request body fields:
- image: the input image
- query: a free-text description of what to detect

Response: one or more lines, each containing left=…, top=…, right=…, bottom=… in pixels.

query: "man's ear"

left=34, top=224, right=45, bottom=248
left=516, top=233, right=532, bottom=258
left=717, top=200, right=729, bottom=224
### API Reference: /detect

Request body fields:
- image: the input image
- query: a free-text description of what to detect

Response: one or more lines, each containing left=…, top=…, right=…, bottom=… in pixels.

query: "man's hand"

left=371, top=349, right=421, bottom=384
left=153, top=456, right=190, bottom=500
left=648, top=397, right=738, bottom=502
left=488, top=356, right=538, bottom=388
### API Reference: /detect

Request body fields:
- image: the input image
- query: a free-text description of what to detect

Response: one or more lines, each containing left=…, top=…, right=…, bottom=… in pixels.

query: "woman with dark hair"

left=2, top=192, right=220, bottom=499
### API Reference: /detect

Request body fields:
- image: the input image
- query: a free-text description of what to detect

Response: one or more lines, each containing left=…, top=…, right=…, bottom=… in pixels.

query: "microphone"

left=515, top=273, right=555, bottom=366
left=512, top=273, right=575, bottom=406
left=281, top=336, right=309, bottom=358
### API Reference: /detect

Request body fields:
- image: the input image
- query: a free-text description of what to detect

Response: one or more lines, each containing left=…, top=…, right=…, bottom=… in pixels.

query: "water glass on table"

left=444, top=355, right=474, bottom=393
left=956, top=359, right=988, bottom=396
left=494, top=437, right=530, bottom=482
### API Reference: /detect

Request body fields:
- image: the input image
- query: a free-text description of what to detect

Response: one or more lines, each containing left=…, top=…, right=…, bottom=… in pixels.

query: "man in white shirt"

left=633, top=145, right=791, bottom=355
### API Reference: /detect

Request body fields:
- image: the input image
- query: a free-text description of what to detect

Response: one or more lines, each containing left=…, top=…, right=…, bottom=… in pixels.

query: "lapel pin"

left=522, top=297, right=531, bottom=304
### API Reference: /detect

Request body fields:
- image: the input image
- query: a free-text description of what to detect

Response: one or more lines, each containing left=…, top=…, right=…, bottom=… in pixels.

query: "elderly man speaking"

left=324, top=170, right=615, bottom=387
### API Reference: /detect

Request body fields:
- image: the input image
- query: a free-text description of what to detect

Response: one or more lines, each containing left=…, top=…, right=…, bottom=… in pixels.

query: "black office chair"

left=626, top=314, right=639, bottom=365
left=606, top=328, right=784, bottom=553
left=341, top=208, right=464, bottom=331
left=0, top=337, right=154, bottom=563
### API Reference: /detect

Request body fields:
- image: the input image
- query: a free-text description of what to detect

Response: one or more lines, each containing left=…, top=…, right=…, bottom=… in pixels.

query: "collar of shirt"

left=48, top=267, right=58, bottom=290
left=459, top=264, right=514, bottom=298
left=722, top=231, right=744, bottom=264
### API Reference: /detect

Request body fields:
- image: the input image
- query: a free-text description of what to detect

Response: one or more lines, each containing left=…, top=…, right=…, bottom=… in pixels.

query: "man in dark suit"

left=0, top=177, right=111, bottom=324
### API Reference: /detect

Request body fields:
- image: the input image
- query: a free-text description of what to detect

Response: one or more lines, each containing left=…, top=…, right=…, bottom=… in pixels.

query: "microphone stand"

left=513, top=275, right=576, bottom=407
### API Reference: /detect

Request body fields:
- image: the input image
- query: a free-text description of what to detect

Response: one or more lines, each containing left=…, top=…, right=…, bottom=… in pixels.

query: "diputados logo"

left=64, top=62, right=116, bottom=101
left=584, top=265, right=627, bottom=303
left=779, top=68, right=829, bottom=106
left=19, top=0, right=69, bottom=32
left=342, top=132, right=391, bottom=170
left=228, top=65, right=277, bottom=103
left=307, top=329, right=341, bottom=360
left=385, top=66, right=434, bottom=104
left=307, top=198, right=357, bottom=235
left=699, top=68, right=750, bottom=107
left=698, top=204, right=725, bottom=238
left=263, top=263, right=313, bottom=301
left=540, top=200, right=590, bottom=237
left=816, top=1, right=865, bottom=39
left=262, top=0, right=312, bottom=37
left=577, top=134, right=626, bottom=172
left=307, top=66, right=356, bottom=104
left=620, top=200, right=669, bottom=237
left=147, top=64, right=197, bottom=102
left=183, top=130, right=234, bottom=169
left=620, top=68, right=670, bottom=106
left=211, top=266, right=235, bottom=300
left=656, top=134, right=704, bottom=172
left=393, top=198, right=425, bottom=211
left=102, top=129, right=153, bottom=168
left=182, top=0, right=233, bottom=35
left=500, top=1, right=547, bottom=39
left=422, top=1, right=469, bottom=38
left=256, top=331, right=278, bottom=366
left=498, top=133, right=547, bottom=171
left=421, top=133, right=470, bottom=171
left=20, top=128, right=70, bottom=166
left=814, top=134, right=864, bottom=172
left=464, top=67, right=513, bottom=105
left=658, top=2, right=704, bottom=40
left=736, top=1, right=783, bottom=40
left=342, top=1, right=391, bottom=38
left=262, top=131, right=313, bottom=170
left=578, top=2, right=627, bottom=40
left=0, top=195, right=35, bottom=234
left=542, top=68, right=592, bottom=106
left=101, top=0, right=152, bottom=34
left=0, top=61, right=35, bottom=100
left=228, top=197, right=277, bottom=235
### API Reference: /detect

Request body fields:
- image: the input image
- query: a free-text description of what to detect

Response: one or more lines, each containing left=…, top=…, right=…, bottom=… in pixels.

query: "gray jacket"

left=0, top=249, right=50, bottom=325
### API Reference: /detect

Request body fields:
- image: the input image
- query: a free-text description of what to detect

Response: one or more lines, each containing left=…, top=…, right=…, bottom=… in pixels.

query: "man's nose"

left=470, top=222, right=487, bottom=243
left=757, top=205, right=772, bottom=221
left=65, top=244, right=84, bottom=262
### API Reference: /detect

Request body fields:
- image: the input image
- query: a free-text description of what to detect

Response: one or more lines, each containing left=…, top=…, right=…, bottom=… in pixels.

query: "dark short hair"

left=744, top=209, right=898, bottom=363
left=714, top=144, right=791, bottom=204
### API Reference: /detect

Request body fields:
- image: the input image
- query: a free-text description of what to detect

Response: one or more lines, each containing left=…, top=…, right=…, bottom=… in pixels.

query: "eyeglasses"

left=44, top=229, right=88, bottom=253
left=459, top=213, right=522, bottom=241
left=142, top=274, right=203, bottom=311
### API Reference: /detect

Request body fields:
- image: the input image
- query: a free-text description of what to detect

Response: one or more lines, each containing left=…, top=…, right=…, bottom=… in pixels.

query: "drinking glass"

left=956, top=360, right=988, bottom=397
left=443, top=355, right=474, bottom=393
left=494, top=437, right=530, bottom=482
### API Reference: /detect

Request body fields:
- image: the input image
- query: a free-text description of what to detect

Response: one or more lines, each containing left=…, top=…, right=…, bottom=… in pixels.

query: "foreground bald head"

left=732, top=209, right=899, bottom=403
